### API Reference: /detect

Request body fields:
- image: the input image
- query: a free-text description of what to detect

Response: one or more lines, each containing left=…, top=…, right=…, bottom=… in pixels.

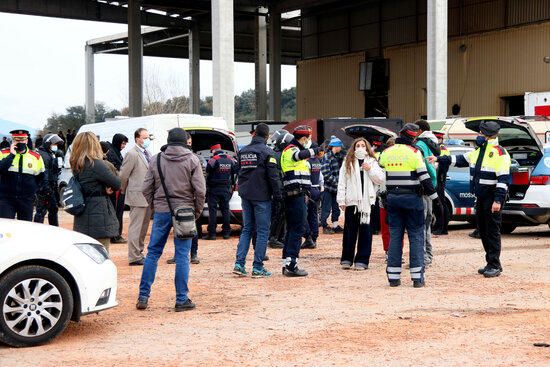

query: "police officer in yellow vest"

left=430, top=121, right=511, bottom=278
left=379, top=124, right=438, bottom=288
left=281, top=126, right=322, bottom=277
left=0, top=129, right=45, bottom=221
left=432, top=130, right=452, bottom=235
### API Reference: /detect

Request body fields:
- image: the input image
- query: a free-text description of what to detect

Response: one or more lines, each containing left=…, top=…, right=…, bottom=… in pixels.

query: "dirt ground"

left=1, top=212, right=549, bottom=366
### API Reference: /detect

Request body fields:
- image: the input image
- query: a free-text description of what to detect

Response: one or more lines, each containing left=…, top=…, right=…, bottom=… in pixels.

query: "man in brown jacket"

left=119, top=128, right=152, bottom=266
left=137, top=128, right=206, bottom=312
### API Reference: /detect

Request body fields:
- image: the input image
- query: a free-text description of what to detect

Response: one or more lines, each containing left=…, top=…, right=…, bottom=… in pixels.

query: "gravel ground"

left=1, top=212, right=549, bottom=366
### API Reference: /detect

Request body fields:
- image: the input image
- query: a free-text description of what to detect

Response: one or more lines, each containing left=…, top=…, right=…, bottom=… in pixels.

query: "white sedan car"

left=0, top=219, right=117, bottom=347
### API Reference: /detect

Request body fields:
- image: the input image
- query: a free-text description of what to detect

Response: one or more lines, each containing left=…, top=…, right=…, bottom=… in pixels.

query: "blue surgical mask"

left=51, top=145, right=58, bottom=152
left=475, top=136, right=486, bottom=147
left=142, top=138, right=151, bottom=149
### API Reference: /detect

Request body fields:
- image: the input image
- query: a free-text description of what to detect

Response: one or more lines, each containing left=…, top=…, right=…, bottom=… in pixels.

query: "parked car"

left=0, top=219, right=117, bottom=347
left=464, top=117, right=550, bottom=233
left=444, top=145, right=476, bottom=222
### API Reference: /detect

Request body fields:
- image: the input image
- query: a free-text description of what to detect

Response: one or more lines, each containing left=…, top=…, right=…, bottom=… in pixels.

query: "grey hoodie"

left=142, top=144, right=206, bottom=218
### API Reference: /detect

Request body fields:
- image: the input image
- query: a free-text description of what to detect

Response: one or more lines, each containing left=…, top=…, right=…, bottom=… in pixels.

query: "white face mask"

left=51, top=145, right=58, bottom=152
left=355, top=147, right=367, bottom=159
left=303, top=138, right=312, bottom=149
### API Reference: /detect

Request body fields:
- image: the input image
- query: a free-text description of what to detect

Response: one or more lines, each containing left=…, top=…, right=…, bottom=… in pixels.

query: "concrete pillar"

left=255, top=10, right=268, bottom=120
left=268, top=10, right=282, bottom=121
left=211, top=0, right=235, bottom=129
left=427, top=0, right=448, bottom=120
left=128, top=0, right=143, bottom=117
left=189, top=20, right=201, bottom=114
left=85, top=45, right=95, bottom=123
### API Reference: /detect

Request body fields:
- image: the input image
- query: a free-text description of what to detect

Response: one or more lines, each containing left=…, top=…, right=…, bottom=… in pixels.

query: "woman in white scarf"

left=337, top=138, right=385, bottom=270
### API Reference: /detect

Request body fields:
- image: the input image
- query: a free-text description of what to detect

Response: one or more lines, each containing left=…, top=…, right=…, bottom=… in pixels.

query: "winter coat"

left=106, top=133, right=127, bottom=171
left=73, top=159, right=121, bottom=239
left=337, top=156, right=385, bottom=224
left=142, top=144, right=206, bottom=218
left=321, top=150, right=345, bottom=193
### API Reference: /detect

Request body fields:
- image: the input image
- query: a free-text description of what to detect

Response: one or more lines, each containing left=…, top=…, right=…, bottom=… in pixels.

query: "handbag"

left=157, top=154, right=197, bottom=239
left=61, top=174, right=86, bottom=216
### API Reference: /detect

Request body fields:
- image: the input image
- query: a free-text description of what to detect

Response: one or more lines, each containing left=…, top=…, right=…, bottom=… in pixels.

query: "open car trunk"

left=185, top=128, right=238, bottom=161
left=343, top=124, right=397, bottom=144
left=464, top=117, right=544, bottom=200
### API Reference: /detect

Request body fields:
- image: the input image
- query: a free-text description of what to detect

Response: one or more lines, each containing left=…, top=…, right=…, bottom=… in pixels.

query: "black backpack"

left=61, top=175, right=85, bottom=216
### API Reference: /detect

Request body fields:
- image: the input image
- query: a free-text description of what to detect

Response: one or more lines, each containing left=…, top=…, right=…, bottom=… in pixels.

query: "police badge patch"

left=28, top=163, right=32, bottom=168
left=489, top=152, right=494, bottom=158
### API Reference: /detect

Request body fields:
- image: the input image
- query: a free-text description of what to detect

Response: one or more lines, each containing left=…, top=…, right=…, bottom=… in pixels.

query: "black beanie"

left=167, top=128, right=188, bottom=144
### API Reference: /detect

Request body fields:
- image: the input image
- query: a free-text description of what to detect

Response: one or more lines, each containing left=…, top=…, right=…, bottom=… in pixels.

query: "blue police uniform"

left=205, top=149, right=238, bottom=238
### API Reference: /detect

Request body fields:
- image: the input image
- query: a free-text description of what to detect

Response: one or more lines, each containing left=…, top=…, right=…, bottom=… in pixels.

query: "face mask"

left=355, top=147, right=366, bottom=160
left=142, top=138, right=151, bottom=149
left=15, top=143, right=27, bottom=153
left=303, top=139, right=312, bottom=149
left=51, top=145, right=58, bottom=152
left=475, top=136, right=486, bottom=147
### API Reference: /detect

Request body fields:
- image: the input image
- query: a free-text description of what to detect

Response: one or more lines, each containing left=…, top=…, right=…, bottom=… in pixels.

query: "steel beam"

left=269, top=10, right=282, bottom=121
left=427, top=0, right=448, bottom=120
left=255, top=8, right=268, bottom=120
left=189, top=20, right=201, bottom=114
left=84, top=45, right=95, bottom=123
left=211, top=0, right=235, bottom=129
left=128, top=0, right=143, bottom=117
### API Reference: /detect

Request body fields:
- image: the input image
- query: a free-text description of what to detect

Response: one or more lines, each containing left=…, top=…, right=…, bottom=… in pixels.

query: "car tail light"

left=512, top=171, right=530, bottom=185
left=520, top=203, right=540, bottom=208
left=530, top=175, right=550, bottom=185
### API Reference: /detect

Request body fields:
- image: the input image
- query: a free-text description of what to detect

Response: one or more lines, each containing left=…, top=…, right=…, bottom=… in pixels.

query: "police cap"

left=10, top=129, right=29, bottom=138
left=479, top=121, right=501, bottom=136
left=293, top=125, right=312, bottom=138
left=399, top=123, right=420, bottom=138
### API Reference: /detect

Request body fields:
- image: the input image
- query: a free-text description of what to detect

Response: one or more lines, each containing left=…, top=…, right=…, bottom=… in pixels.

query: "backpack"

left=61, top=175, right=86, bottom=216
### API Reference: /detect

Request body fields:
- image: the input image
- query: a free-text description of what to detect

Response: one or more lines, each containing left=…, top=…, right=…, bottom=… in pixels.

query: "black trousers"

left=34, top=191, right=59, bottom=226
left=341, top=206, right=373, bottom=265
left=207, top=190, right=231, bottom=236
left=283, top=194, right=307, bottom=261
left=269, top=198, right=286, bottom=242
left=0, top=197, right=34, bottom=221
left=370, top=197, right=381, bottom=233
left=433, top=184, right=450, bottom=233
left=109, top=192, right=125, bottom=237
left=475, top=195, right=502, bottom=270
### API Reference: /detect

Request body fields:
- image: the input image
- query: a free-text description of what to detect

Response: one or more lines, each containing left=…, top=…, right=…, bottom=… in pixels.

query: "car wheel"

left=500, top=225, right=517, bottom=234
left=0, top=265, right=74, bottom=347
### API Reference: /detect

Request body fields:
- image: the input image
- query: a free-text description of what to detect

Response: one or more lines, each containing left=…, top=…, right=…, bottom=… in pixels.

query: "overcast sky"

left=0, top=13, right=296, bottom=130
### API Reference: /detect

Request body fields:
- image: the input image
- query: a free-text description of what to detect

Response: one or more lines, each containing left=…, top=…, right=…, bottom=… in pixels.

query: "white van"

left=59, top=114, right=242, bottom=225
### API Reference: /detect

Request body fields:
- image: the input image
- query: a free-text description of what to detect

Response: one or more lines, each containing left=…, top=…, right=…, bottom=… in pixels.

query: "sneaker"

left=191, top=254, right=200, bottom=264
left=413, top=280, right=425, bottom=288
left=175, top=299, right=196, bottom=312
left=333, top=225, right=344, bottom=233
left=252, top=267, right=272, bottom=278
left=483, top=268, right=501, bottom=278
left=202, top=234, right=216, bottom=240
left=354, top=263, right=368, bottom=270
left=222, top=233, right=231, bottom=240
left=282, top=266, right=308, bottom=277
left=469, top=229, right=481, bottom=239
left=301, top=237, right=316, bottom=249
left=323, top=226, right=335, bottom=235
left=166, top=257, right=176, bottom=264
left=389, top=280, right=401, bottom=287
left=268, top=239, right=284, bottom=249
left=232, top=264, right=248, bottom=277
left=136, top=297, right=148, bottom=310
left=340, top=261, right=352, bottom=270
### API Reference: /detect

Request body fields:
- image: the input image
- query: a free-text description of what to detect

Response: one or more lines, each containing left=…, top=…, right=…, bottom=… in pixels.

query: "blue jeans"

left=235, top=198, right=271, bottom=269
left=385, top=194, right=425, bottom=283
left=320, top=191, right=340, bottom=227
left=139, top=212, right=192, bottom=303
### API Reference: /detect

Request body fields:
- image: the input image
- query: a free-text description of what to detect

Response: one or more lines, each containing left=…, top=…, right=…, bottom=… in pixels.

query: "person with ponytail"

left=336, top=138, right=385, bottom=270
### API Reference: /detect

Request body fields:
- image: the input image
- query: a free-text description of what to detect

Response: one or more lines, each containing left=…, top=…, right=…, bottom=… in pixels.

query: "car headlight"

left=74, top=243, right=109, bottom=264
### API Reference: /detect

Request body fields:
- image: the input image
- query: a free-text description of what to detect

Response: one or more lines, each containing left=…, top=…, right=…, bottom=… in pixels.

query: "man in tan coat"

left=120, top=128, right=152, bottom=266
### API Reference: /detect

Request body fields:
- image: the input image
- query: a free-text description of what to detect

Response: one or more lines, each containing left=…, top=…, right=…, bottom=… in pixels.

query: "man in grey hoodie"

left=136, top=128, right=206, bottom=312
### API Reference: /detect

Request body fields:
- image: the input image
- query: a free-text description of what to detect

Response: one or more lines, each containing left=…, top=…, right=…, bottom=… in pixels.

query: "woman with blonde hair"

left=337, top=137, right=385, bottom=270
left=70, top=132, right=121, bottom=251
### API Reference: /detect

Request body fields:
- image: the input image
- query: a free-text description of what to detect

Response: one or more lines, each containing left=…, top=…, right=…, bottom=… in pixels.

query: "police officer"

left=33, top=133, right=64, bottom=226
left=281, top=126, right=322, bottom=277
left=430, top=121, right=511, bottom=278
left=268, top=129, right=293, bottom=249
left=379, top=124, right=438, bottom=288
left=302, top=142, right=324, bottom=249
left=204, top=143, right=238, bottom=240
left=432, top=130, right=451, bottom=235
left=0, top=130, right=45, bottom=221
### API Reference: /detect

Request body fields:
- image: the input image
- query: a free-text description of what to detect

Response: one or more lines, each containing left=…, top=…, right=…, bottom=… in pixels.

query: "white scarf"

left=349, top=158, right=377, bottom=224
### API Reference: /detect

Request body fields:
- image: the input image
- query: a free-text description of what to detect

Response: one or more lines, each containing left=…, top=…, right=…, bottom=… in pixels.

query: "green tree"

left=42, top=103, right=120, bottom=133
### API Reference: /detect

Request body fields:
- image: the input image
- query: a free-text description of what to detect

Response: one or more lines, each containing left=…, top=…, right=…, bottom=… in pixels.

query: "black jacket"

left=36, top=146, right=60, bottom=193
left=237, top=136, right=282, bottom=202
left=73, top=159, right=121, bottom=239
left=106, top=133, right=127, bottom=171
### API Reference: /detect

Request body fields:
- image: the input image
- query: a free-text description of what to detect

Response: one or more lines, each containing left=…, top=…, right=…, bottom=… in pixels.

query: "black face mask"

left=15, top=143, right=27, bottom=153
